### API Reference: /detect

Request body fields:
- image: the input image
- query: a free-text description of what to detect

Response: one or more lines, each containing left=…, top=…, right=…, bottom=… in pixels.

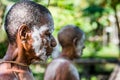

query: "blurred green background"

left=0, top=0, right=120, bottom=80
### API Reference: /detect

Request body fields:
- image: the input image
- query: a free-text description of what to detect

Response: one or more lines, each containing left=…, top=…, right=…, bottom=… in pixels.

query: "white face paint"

left=31, top=24, right=54, bottom=61
left=76, top=34, right=85, bottom=56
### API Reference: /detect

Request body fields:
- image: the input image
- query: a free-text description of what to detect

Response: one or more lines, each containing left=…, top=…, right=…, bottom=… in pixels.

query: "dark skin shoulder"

left=44, top=58, right=79, bottom=80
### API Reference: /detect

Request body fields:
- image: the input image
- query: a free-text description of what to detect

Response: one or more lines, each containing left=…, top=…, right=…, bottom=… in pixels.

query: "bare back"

left=44, top=58, right=80, bottom=80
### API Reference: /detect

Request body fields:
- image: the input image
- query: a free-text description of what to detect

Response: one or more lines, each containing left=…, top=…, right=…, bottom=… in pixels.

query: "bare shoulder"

left=53, top=58, right=79, bottom=75
left=44, top=58, right=80, bottom=80
left=47, top=58, right=70, bottom=69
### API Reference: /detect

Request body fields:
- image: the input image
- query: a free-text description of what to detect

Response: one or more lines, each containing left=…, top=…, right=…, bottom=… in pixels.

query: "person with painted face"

left=44, top=25, right=85, bottom=80
left=0, top=1, right=56, bottom=80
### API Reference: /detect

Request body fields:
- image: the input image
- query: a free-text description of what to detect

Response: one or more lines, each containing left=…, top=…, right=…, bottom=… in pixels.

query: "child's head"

left=58, top=25, right=85, bottom=58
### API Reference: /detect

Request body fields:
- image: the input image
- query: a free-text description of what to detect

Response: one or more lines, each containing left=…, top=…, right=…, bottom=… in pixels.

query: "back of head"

left=58, top=25, right=84, bottom=48
left=4, top=1, right=52, bottom=44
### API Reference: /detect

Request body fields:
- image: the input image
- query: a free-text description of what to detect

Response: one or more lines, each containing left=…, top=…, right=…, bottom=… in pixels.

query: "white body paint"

left=45, top=58, right=80, bottom=80
left=31, top=25, right=53, bottom=61
left=76, top=34, right=85, bottom=56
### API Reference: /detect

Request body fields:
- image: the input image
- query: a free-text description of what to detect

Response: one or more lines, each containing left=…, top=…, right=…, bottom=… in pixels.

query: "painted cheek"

left=31, top=26, right=54, bottom=61
left=31, top=26, right=50, bottom=61
left=31, top=29, right=42, bottom=54
left=76, top=41, right=83, bottom=56
left=33, top=38, right=41, bottom=54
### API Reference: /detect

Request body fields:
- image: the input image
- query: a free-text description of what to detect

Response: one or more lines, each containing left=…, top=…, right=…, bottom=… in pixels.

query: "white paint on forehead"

left=34, top=24, right=54, bottom=34
left=42, top=22, right=54, bottom=33
left=69, top=64, right=80, bottom=80
left=39, top=25, right=50, bottom=34
left=45, top=58, right=67, bottom=79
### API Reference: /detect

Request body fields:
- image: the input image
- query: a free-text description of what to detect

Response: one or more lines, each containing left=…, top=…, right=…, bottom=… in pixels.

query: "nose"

left=51, top=36, right=57, bottom=47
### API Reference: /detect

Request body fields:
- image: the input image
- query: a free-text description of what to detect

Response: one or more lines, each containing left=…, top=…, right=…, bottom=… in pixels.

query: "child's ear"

left=73, top=38, right=78, bottom=46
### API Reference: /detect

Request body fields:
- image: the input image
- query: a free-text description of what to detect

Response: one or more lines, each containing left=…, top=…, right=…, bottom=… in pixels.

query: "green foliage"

left=30, top=64, right=45, bottom=80
left=83, top=5, right=104, bottom=15
left=33, top=72, right=44, bottom=80
left=82, top=43, right=119, bottom=58
left=0, top=29, right=7, bottom=58
left=0, top=0, right=119, bottom=79
left=0, top=29, right=7, bottom=42
left=0, top=41, right=8, bottom=58
left=96, top=44, right=119, bottom=58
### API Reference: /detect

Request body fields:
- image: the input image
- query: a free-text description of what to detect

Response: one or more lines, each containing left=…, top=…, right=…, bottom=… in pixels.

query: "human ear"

left=18, top=24, right=31, bottom=50
left=18, top=24, right=30, bottom=40
left=73, top=38, right=78, bottom=46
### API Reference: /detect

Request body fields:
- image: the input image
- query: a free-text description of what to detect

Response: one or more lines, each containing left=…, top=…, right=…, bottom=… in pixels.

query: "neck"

left=15, top=46, right=32, bottom=66
left=60, top=47, right=75, bottom=60
left=3, top=43, right=31, bottom=66
left=3, top=43, right=17, bottom=61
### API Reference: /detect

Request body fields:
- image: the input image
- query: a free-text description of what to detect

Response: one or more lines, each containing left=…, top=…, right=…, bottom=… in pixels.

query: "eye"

left=45, top=31, right=51, bottom=37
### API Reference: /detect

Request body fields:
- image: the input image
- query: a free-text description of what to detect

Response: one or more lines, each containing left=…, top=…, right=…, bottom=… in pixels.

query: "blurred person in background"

left=44, top=25, right=85, bottom=80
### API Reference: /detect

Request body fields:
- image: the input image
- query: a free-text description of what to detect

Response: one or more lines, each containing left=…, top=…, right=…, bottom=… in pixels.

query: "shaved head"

left=58, top=25, right=85, bottom=48
left=4, top=1, right=53, bottom=44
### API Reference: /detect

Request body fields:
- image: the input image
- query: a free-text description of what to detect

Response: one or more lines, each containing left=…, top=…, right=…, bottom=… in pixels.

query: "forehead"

left=31, top=13, right=54, bottom=33
left=41, top=13, right=54, bottom=29
left=32, top=24, right=54, bottom=33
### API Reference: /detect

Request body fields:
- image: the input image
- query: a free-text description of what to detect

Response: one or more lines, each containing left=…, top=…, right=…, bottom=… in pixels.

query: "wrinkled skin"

left=0, top=6, right=56, bottom=80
